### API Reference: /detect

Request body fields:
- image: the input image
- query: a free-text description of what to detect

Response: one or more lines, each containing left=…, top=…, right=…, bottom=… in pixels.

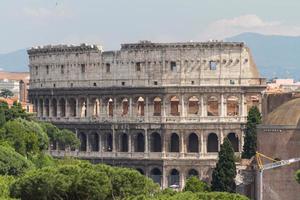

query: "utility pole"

left=256, top=152, right=300, bottom=200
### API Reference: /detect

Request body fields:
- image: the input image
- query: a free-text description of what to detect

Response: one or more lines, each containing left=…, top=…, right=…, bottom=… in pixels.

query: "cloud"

left=197, top=15, right=300, bottom=41
left=22, top=6, right=71, bottom=19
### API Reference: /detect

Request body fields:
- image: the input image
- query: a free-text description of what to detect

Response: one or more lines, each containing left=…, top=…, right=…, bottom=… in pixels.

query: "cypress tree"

left=242, top=106, right=262, bottom=159
left=211, top=138, right=236, bottom=193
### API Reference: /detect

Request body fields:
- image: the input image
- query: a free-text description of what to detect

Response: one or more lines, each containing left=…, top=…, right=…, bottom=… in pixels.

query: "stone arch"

left=59, top=98, right=66, bottom=117
left=79, top=98, right=87, bottom=118
left=120, top=133, right=128, bottom=152
left=150, top=168, right=162, bottom=185
left=135, top=133, right=145, bottom=152
left=188, top=133, right=199, bottom=153
left=51, top=98, right=57, bottom=117
left=150, top=132, right=162, bottom=152
left=107, top=98, right=113, bottom=117
left=136, top=168, right=144, bottom=175
left=207, top=96, right=219, bottom=116
left=169, top=169, right=180, bottom=187
left=170, top=96, right=180, bottom=116
left=39, top=98, right=44, bottom=116
left=153, top=97, right=161, bottom=116
left=68, top=98, right=76, bottom=117
left=170, top=133, right=179, bottom=152
left=121, top=98, right=129, bottom=116
left=187, top=169, right=199, bottom=178
left=89, top=132, right=99, bottom=152
left=188, top=96, right=199, bottom=114
left=227, top=96, right=239, bottom=116
left=137, top=96, right=145, bottom=116
left=207, top=133, right=218, bottom=152
left=92, top=98, right=100, bottom=117
left=79, top=132, right=87, bottom=151
left=44, top=98, right=50, bottom=117
left=227, top=132, right=239, bottom=152
left=105, top=133, right=113, bottom=152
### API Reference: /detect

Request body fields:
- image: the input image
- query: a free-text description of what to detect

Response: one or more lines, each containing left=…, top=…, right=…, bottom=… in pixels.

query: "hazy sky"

left=1, top=0, right=300, bottom=53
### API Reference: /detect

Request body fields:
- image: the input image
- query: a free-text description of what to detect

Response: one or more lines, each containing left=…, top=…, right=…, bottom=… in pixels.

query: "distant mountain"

left=226, top=32, right=300, bottom=80
left=0, top=49, right=29, bottom=72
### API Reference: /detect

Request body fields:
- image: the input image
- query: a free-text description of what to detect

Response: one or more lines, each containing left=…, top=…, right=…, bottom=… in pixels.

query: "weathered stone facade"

left=28, top=41, right=265, bottom=189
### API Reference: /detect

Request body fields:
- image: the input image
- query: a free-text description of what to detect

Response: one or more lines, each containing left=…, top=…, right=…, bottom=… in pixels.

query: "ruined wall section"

left=28, top=42, right=262, bottom=89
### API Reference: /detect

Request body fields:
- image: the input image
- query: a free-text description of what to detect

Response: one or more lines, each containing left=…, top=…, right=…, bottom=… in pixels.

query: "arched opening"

left=170, top=96, right=180, bottom=116
left=150, top=132, right=161, bottom=152
left=227, top=132, right=239, bottom=152
left=187, top=169, right=199, bottom=178
left=92, top=98, right=100, bottom=117
left=107, top=98, right=113, bottom=117
left=137, top=97, right=145, bottom=116
left=105, top=133, right=113, bottom=152
left=207, top=133, right=218, bottom=152
left=170, top=133, right=179, bottom=152
left=169, top=169, right=180, bottom=187
left=150, top=168, right=162, bottom=185
left=188, top=96, right=199, bottom=114
left=79, top=132, right=87, bottom=151
left=59, top=98, right=66, bottom=117
left=136, top=168, right=144, bottom=175
left=135, top=133, right=145, bottom=152
left=120, top=133, right=128, bottom=152
left=44, top=98, right=49, bottom=117
left=207, top=96, right=219, bottom=116
left=79, top=98, right=87, bottom=118
left=51, top=99, right=57, bottom=117
left=153, top=97, right=161, bottom=116
left=227, top=96, right=239, bottom=116
left=68, top=98, right=76, bottom=117
left=188, top=133, right=199, bottom=153
left=39, top=99, right=44, bottom=116
left=122, top=98, right=129, bottom=116
left=89, top=132, right=99, bottom=152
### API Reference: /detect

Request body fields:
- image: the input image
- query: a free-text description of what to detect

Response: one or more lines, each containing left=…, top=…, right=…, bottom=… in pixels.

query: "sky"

left=1, top=0, right=300, bottom=53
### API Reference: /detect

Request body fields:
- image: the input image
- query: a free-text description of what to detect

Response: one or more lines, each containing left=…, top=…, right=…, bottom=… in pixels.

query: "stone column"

left=37, top=98, right=41, bottom=117
left=220, top=128, right=224, bottom=147
left=86, top=97, right=90, bottom=118
left=145, top=96, right=149, bottom=122
left=49, top=99, right=53, bottom=118
left=98, top=133, right=102, bottom=152
left=144, top=129, right=149, bottom=153
left=65, top=98, right=69, bottom=118
left=112, top=127, right=116, bottom=153
left=180, top=170, right=185, bottom=189
left=76, top=98, right=80, bottom=118
left=201, top=95, right=205, bottom=117
left=113, top=97, right=117, bottom=120
left=180, top=132, right=185, bottom=157
left=129, top=97, right=133, bottom=117
left=128, top=132, right=132, bottom=153
left=221, top=94, right=225, bottom=117
left=181, top=95, right=185, bottom=118
left=200, top=133, right=204, bottom=155
left=163, top=97, right=166, bottom=119
left=86, top=133, right=90, bottom=152
left=57, top=98, right=61, bottom=117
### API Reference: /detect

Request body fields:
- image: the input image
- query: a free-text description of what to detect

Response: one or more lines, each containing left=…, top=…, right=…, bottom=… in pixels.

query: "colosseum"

left=27, top=41, right=265, bottom=189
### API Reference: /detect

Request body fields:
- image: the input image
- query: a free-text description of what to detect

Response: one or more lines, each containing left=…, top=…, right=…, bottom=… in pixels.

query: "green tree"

left=0, top=108, right=6, bottom=127
left=242, top=106, right=262, bottom=159
left=0, top=145, right=34, bottom=176
left=59, top=129, right=80, bottom=150
left=211, top=138, right=236, bottom=193
left=296, top=169, right=300, bottom=184
left=0, top=89, right=14, bottom=98
left=5, top=101, right=28, bottom=121
left=0, top=175, right=15, bottom=199
left=0, top=100, right=9, bottom=110
left=183, top=176, right=210, bottom=193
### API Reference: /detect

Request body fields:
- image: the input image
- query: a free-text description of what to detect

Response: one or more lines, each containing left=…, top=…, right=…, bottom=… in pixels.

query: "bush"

left=183, top=176, right=210, bottom=193
left=296, top=169, right=300, bottom=184
left=0, top=176, right=15, bottom=199
left=0, top=145, right=34, bottom=176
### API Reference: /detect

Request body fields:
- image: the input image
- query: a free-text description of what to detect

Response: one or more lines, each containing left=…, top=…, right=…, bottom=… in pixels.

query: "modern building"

left=27, top=41, right=265, bottom=189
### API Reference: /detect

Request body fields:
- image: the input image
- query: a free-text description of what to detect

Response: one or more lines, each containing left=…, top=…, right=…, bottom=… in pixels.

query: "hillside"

left=0, top=49, right=29, bottom=72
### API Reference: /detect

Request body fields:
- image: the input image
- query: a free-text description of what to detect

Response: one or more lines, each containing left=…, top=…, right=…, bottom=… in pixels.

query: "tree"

left=0, top=145, right=34, bottom=176
left=242, top=106, right=262, bottom=159
left=296, top=170, right=300, bottom=184
left=183, top=176, right=210, bottom=193
left=0, top=175, right=15, bottom=199
left=5, top=101, right=28, bottom=121
left=0, top=109, right=6, bottom=127
left=0, top=89, right=14, bottom=98
left=211, top=138, right=236, bottom=193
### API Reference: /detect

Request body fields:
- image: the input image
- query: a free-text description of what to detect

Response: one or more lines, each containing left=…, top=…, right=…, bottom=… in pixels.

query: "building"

left=257, top=97, right=300, bottom=200
left=27, top=41, right=265, bottom=189
left=0, top=71, right=30, bottom=102
left=266, top=78, right=300, bottom=93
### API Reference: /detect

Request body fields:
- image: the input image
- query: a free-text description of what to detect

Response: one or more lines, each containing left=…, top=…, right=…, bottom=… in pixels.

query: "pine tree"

left=211, top=138, right=236, bottom=193
left=242, top=106, right=262, bottom=159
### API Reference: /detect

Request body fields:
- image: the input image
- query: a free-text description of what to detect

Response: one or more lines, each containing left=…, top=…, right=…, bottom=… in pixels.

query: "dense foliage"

left=296, top=169, right=300, bottom=184
left=10, top=163, right=159, bottom=200
left=242, top=106, right=262, bottom=159
left=0, top=145, right=34, bottom=176
left=0, top=175, right=15, bottom=199
left=211, top=138, right=236, bottom=193
left=183, top=176, right=210, bottom=193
